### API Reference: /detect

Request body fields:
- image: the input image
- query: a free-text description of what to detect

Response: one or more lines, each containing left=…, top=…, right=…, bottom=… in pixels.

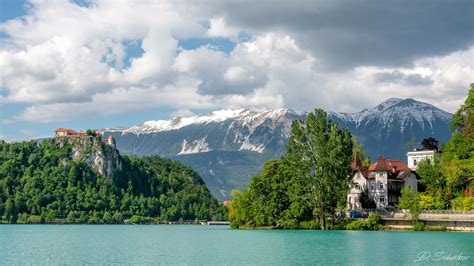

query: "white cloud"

left=207, top=17, right=240, bottom=39
left=0, top=0, right=472, bottom=127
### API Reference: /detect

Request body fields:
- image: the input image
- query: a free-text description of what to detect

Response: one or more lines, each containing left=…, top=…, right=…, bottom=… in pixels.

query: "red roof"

left=358, top=155, right=413, bottom=180
left=55, top=128, right=79, bottom=135
left=368, top=156, right=391, bottom=171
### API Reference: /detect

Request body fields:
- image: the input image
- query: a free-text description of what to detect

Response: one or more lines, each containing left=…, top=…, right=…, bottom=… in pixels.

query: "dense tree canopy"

left=0, top=139, right=225, bottom=224
left=414, top=85, right=474, bottom=211
left=442, top=84, right=474, bottom=193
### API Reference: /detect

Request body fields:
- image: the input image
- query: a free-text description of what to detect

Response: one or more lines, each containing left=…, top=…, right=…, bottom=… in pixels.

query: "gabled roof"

left=368, top=156, right=410, bottom=172
left=357, top=155, right=416, bottom=181
left=351, top=153, right=369, bottom=178
left=368, top=156, right=391, bottom=171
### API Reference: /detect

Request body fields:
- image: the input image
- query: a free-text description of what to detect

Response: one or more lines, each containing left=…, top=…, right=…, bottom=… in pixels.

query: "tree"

left=0, top=198, right=4, bottom=219
left=285, top=109, right=353, bottom=229
left=352, top=137, right=371, bottom=167
left=421, top=137, right=439, bottom=151
left=441, top=84, right=474, bottom=195
left=398, top=187, right=421, bottom=224
left=359, top=188, right=376, bottom=209
left=5, top=198, right=16, bottom=223
left=417, top=157, right=445, bottom=190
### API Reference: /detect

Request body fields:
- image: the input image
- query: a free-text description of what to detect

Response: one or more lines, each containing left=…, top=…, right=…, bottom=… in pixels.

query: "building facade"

left=348, top=155, right=419, bottom=210
left=406, top=149, right=436, bottom=169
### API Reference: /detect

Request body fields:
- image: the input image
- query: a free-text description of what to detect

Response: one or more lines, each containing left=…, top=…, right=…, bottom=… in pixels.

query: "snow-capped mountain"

left=103, top=98, right=452, bottom=200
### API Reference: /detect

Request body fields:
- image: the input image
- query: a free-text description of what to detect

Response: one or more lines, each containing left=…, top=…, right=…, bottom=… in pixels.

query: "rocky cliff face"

left=54, top=136, right=122, bottom=178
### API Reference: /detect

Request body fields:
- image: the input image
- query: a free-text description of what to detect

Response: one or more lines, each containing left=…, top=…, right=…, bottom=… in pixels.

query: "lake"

left=0, top=225, right=472, bottom=265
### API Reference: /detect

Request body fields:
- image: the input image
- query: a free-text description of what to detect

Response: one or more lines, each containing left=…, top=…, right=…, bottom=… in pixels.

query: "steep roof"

left=351, top=153, right=369, bottom=178
left=368, top=156, right=391, bottom=171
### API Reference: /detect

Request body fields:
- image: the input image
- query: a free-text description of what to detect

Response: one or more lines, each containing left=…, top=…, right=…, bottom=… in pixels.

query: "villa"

left=348, top=155, right=420, bottom=210
left=406, top=149, right=437, bottom=169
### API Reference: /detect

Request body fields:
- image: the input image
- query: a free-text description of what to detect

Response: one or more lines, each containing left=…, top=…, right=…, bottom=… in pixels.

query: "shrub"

left=451, top=196, right=474, bottom=211
left=17, top=213, right=30, bottom=224
left=129, top=215, right=146, bottom=224
left=103, top=212, right=112, bottom=224
left=299, top=220, right=319, bottom=229
left=425, top=226, right=447, bottom=231
left=413, top=222, right=425, bottom=231
left=366, top=213, right=382, bottom=230
left=278, top=219, right=299, bottom=229
left=66, top=212, right=76, bottom=224
left=346, top=220, right=368, bottom=230
left=345, top=214, right=381, bottom=230
left=112, top=212, right=123, bottom=224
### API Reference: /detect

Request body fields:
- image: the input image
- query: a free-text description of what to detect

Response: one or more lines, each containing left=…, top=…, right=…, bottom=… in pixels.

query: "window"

left=414, top=159, right=417, bottom=166
left=380, top=196, right=385, bottom=203
left=379, top=183, right=383, bottom=189
left=370, top=182, right=375, bottom=191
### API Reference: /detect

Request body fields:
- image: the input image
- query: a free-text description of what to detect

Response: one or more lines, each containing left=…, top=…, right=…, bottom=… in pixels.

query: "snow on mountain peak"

left=124, top=109, right=249, bottom=133
left=120, top=98, right=450, bottom=135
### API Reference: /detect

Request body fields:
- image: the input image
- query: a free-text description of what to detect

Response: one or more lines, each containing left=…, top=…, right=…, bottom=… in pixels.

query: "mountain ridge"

left=103, top=98, right=453, bottom=199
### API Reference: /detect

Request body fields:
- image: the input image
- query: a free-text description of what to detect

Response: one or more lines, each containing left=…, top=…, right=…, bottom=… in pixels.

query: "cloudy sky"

left=1, top=0, right=473, bottom=140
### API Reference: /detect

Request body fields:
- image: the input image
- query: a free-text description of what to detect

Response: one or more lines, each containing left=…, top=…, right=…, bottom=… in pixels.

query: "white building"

left=406, top=149, right=436, bottom=169
left=348, top=155, right=419, bottom=210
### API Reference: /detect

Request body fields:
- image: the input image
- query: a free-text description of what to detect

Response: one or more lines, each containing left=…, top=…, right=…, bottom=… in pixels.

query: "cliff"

left=54, top=136, right=122, bottom=178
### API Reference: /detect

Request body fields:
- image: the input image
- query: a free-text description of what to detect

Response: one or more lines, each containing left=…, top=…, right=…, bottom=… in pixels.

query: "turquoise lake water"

left=0, top=225, right=472, bottom=265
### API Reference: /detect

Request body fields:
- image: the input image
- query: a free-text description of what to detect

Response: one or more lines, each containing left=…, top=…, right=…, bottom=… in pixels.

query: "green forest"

left=229, top=85, right=474, bottom=230
left=413, top=84, right=474, bottom=211
left=0, top=138, right=226, bottom=224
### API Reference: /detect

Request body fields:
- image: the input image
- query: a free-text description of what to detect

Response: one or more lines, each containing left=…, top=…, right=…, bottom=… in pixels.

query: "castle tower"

left=106, top=135, right=116, bottom=148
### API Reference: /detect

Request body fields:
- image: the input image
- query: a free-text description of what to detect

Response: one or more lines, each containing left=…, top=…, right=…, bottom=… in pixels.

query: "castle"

left=54, top=128, right=115, bottom=148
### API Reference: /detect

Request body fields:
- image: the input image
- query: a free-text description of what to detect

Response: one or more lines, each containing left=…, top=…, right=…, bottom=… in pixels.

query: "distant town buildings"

left=348, top=155, right=419, bottom=210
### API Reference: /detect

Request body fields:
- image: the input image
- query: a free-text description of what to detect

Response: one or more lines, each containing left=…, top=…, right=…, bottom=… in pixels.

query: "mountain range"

left=103, top=98, right=452, bottom=200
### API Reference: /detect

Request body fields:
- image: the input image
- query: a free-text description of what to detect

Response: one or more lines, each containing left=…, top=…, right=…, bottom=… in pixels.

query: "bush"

left=66, top=212, right=76, bottom=224
left=345, top=214, right=381, bottom=230
left=112, top=212, right=123, bottom=224
left=129, top=215, right=146, bottom=224
left=425, top=226, right=447, bottom=231
left=278, top=219, right=299, bottom=229
left=17, top=213, right=30, bottom=224
left=366, top=213, right=381, bottom=230
left=346, top=220, right=368, bottom=230
left=103, top=212, right=112, bottom=224
left=451, top=196, right=474, bottom=211
left=333, top=218, right=350, bottom=230
left=413, top=222, right=425, bottom=231
left=299, top=220, right=319, bottom=230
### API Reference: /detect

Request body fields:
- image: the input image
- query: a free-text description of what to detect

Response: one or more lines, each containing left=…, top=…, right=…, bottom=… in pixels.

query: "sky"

left=0, top=0, right=473, bottom=141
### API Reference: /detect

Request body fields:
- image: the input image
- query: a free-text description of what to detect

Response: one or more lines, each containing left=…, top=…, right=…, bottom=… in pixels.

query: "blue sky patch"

left=0, top=0, right=28, bottom=22
left=123, top=39, right=144, bottom=68
left=179, top=37, right=236, bottom=54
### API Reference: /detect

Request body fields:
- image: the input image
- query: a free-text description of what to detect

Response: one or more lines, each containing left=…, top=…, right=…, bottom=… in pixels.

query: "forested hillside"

left=0, top=137, right=225, bottom=224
